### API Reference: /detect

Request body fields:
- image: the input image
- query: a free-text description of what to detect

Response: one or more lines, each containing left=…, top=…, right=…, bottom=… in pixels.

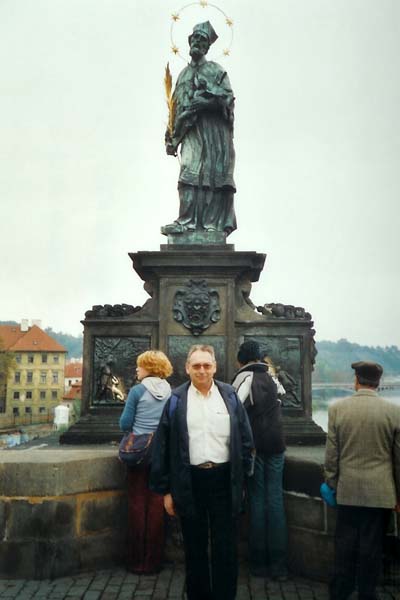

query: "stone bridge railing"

left=0, top=446, right=398, bottom=582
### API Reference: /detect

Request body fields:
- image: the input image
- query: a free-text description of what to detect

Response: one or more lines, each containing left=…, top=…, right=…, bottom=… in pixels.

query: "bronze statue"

left=95, top=356, right=125, bottom=403
left=162, top=21, right=237, bottom=237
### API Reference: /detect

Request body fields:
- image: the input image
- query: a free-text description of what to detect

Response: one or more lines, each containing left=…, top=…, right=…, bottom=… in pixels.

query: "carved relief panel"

left=92, top=336, right=151, bottom=406
left=244, top=335, right=303, bottom=411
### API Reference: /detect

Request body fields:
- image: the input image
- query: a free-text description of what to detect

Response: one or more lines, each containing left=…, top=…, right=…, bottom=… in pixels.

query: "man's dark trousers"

left=180, top=463, right=238, bottom=600
left=330, top=504, right=389, bottom=600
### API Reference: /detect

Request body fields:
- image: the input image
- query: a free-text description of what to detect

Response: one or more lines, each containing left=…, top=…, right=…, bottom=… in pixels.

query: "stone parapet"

left=284, top=446, right=399, bottom=583
left=0, top=447, right=127, bottom=579
left=0, top=445, right=398, bottom=581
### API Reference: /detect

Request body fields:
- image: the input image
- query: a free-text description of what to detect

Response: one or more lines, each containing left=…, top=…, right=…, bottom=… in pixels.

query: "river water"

left=312, top=388, right=400, bottom=433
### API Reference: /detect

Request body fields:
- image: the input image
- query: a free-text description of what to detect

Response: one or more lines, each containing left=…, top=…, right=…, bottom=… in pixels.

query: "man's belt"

left=193, top=461, right=229, bottom=469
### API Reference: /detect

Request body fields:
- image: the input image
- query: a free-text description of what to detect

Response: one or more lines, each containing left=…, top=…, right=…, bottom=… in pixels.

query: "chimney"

left=31, top=319, right=42, bottom=329
left=21, top=319, right=29, bottom=332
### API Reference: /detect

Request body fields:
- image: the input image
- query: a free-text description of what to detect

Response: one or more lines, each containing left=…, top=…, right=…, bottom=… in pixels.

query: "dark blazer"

left=149, top=379, right=255, bottom=518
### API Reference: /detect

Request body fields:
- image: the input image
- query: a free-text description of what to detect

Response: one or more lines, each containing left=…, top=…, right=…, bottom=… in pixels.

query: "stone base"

left=163, top=230, right=228, bottom=245
left=59, top=408, right=122, bottom=445
left=283, top=416, right=327, bottom=446
left=76, top=245, right=323, bottom=447
left=160, top=243, right=235, bottom=252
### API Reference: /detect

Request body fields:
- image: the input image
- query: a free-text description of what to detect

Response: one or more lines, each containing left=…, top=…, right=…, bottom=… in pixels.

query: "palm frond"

left=164, top=63, right=176, bottom=138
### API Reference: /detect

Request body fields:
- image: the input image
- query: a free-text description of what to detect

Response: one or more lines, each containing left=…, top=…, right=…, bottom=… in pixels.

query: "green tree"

left=0, top=337, right=16, bottom=413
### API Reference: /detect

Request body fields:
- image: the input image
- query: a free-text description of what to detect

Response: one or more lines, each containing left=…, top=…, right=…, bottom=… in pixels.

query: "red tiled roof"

left=0, top=325, right=67, bottom=353
left=64, top=362, right=83, bottom=378
left=0, top=325, right=24, bottom=349
left=63, top=383, right=82, bottom=400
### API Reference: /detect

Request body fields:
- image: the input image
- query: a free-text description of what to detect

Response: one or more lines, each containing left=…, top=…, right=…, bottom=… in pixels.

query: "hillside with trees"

left=44, top=327, right=83, bottom=358
left=313, top=339, right=400, bottom=382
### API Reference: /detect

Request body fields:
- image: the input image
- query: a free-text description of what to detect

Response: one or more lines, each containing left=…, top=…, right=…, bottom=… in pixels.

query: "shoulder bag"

left=118, top=431, right=154, bottom=468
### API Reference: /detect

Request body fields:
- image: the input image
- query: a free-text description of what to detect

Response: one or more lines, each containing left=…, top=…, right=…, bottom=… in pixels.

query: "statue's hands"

left=165, top=129, right=177, bottom=156
left=190, top=96, right=213, bottom=111
left=166, top=142, right=177, bottom=156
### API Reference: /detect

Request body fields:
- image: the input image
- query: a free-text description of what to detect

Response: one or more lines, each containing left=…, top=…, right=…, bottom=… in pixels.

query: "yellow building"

left=0, top=324, right=67, bottom=427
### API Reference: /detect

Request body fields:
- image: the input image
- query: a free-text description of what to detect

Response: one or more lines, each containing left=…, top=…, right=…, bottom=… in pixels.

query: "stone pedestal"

left=61, top=243, right=325, bottom=445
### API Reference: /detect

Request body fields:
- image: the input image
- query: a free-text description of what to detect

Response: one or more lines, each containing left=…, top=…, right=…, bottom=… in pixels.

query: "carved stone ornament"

left=257, top=303, right=312, bottom=320
left=310, top=328, right=318, bottom=370
left=173, top=279, right=221, bottom=336
left=85, top=304, right=141, bottom=319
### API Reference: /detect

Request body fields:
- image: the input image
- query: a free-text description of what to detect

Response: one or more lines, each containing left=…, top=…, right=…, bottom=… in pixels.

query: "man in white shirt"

left=150, top=344, right=254, bottom=600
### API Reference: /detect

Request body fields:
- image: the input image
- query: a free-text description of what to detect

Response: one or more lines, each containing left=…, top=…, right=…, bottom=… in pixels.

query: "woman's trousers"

left=127, top=466, right=165, bottom=574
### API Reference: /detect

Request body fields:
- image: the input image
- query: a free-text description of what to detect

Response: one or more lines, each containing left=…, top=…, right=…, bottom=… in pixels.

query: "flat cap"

left=351, top=361, right=383, bottom=381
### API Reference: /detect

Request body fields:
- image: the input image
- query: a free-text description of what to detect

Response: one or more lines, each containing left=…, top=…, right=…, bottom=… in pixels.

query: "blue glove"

left=320, top=482, right=337, bottom=507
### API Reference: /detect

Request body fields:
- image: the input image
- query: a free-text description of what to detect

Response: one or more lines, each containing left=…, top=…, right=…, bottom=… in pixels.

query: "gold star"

left=171, top=13, right=180, bottom=22
left=226, top=17, right=233, bottom=27
left=171, top=45, right=179, bottom=55
left=223, top=49, right=230, bottom=56
left=199, top=0, right=208, bottom=7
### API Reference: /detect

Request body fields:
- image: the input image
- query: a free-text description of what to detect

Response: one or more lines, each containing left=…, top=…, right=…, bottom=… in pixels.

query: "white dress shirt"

left=186, top=382, right=230, bottom=465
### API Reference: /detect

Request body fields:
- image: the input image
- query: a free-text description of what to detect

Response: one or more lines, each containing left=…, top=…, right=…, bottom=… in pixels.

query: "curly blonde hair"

left=137, top=350, right=173, bottom=379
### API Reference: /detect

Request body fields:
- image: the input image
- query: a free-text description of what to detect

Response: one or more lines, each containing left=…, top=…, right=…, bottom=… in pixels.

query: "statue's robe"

left=171, top=57, right=237, bottom=233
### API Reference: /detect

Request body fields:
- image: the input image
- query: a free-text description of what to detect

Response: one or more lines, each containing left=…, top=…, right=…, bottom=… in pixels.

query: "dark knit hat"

left=237, top=340, right=261, bottom=365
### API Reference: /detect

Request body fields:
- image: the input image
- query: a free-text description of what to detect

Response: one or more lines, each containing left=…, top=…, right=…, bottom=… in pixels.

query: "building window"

left=28, top=355, right=34, bottom=363
left=53, top=355, right=59, bottom=364
left=39, top=407, right=46, bottom=414
left=27, top=371, right=33, bottom=383
left=14, top=372, right=21, bottom=384
left=13, top=407, right=19, bottom=416
left=52, top=371, right=59, bottom=384
left=26, top=391, right=32, bottom=399
left=40, top=371, right=47, bottom=384
left=40, top=391, right=46, bottom=400
left=52, top=391, right=58, bottom=400
left=16, top=354, right=21, bottom=364
left=41, top=354, right=48, bottom=364
left=25, top=406, right=32, bottom=414
left=13, top=391, right=20, bottom=400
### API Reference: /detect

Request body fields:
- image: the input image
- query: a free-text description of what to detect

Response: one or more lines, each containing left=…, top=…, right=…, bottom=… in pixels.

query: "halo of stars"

left=170, top=1, right=234, bottom=62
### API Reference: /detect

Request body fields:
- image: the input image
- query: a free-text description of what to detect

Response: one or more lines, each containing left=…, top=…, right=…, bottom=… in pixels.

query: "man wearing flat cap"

left=325, top=361, right=400, bottom=600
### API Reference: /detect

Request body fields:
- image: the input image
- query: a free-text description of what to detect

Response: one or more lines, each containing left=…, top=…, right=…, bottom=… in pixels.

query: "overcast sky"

left=0, top=0, right=399, bottom=346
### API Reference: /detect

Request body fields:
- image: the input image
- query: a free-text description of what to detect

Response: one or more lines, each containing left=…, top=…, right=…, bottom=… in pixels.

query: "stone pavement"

left=0, top=564, right=398, bottom=600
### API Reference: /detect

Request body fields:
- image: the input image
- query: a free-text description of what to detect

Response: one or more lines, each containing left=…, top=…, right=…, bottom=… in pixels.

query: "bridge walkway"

left=0, top=564, right=398, bottom=599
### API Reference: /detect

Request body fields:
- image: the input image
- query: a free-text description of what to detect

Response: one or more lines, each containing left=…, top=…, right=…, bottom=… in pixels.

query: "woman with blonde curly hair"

left=120, top=350, right=173, bottom=574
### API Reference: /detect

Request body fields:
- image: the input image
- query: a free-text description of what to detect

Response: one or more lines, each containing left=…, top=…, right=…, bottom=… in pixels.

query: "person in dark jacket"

left=232, top=340, right=288, bottom=580
left=150, top=344, right=254, bottom=600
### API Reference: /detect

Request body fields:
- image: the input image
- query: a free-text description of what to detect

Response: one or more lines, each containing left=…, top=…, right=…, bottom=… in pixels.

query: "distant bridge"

left=313, top=382, right=400, bottom=392
left=312, top=383, right=353, bottom=393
